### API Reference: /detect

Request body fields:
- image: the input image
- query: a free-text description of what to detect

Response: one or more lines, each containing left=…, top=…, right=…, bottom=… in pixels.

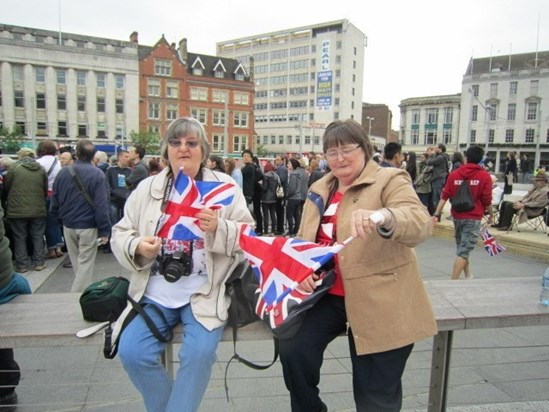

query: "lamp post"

left=366, top=116, right=374, bottom=136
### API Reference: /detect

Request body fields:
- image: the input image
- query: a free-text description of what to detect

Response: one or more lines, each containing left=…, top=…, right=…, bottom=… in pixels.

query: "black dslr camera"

left=157, top=251, right=193, bottom=283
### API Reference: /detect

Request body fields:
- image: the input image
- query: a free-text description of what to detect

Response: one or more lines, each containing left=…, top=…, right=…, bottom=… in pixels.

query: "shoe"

left=55, top=248, right=64, bottom=257
left=0, top=391, right=17, bottom=411
left=34, top=264, right=46, bottom=271
left=63, top=261, right=73, bottom=269
left=46, top=250, right=58, bottom=259
left=102, top=246, right=112, bottom=254
left=15, top=267, right=28, bottom=273
left=465, top=273, right=474, bottom=279
left=497, top=226, right=510, bottom=231
left=491, top=224, right=500, bottom=228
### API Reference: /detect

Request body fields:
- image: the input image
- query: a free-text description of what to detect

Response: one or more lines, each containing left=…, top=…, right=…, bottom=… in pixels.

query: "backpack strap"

left=68, top=166, right=94, bottom=208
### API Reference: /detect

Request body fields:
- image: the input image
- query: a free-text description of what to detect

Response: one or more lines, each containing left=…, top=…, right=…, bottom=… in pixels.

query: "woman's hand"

left=298, top=273, right=320, bottom=293
left=196, top=208, right=219, bottom=233
left=136, top=236, right=162, bottom=259
left=351, top=208, right=393, bottom=240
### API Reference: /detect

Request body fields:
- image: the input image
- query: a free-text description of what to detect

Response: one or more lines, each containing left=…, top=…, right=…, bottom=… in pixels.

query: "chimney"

left=178, top=38, right=188, bottom=63
left=130, top=31, right=138, bottom=43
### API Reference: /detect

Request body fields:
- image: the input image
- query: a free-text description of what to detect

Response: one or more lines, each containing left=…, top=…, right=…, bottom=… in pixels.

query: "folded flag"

left=157, top=171, right=235, bottom=240
left=480, top=228, right=506, bottom=256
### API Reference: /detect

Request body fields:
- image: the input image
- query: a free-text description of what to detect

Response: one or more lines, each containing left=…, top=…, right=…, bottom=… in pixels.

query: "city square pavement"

left=13, top=193, right=549, bottom=411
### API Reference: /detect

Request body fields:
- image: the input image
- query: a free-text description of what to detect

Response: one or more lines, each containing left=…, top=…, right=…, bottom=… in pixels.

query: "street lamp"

left=366, top=116, right=374, bottom=136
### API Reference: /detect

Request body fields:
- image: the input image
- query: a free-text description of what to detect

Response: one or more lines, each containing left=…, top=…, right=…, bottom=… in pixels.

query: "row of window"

left=255, top=113, right=315, bottom=123
left=411, top=108, right=455, bottom=124
left=155, top=58, right=245, bottom=81
left=255, top=86, right=316, bottom=98
left=471, top=80, right=539, bottom=98
left=469, top=128, right=549, bottom=144
left=254, top=100, right=318, bottom=110
left=11, top=65, right=125, bottom=88
left=408, top=129, right=454, bottom=146
left=407, top=128, right=549, bottom=145
left=258, top=135, right=321, bottom=146
left=185, top=87, right=250, bottom=105
left=255, top=70, right=345, bottom=86
left=7, top=121, right=124, bottom=139
left=147, top=103, right=250, bottom=127
left=7, top=91, right=123, bottom=113
left=471, top=101, right=539, bottom=122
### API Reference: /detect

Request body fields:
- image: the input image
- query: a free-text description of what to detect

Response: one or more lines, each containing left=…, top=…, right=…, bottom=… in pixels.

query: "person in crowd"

left=427, top=143, right=450, bottom=211
left=519, top=154, right=531, bottom=183
left=148, top=157, right=164, bottom=176
left=316, top=153, right=328, bottom=172
left=59, top=151, right=75, bottom=167
left=261, top=161, right=278, bottom=235
left=127, top=144, right=149, bottom=192
left=307, top=158, right=325, bottom=187
left=274, top=155, right=288, bottom=235
left=491, top=174, right=504, bottom=209
left=252, top=156, right=264, bottom=235
left=50, top=139, right=111, bottom=292
left=285, top=158, right=303, bottom=237
left=224, top=157, right=243, bottom=189
left=296, top=158, right=310, bottom=213
left=432, top=145, right=493, bottom=280
left=405, top=151, right=418, bottom=183
left=110, top=117, right=254, bottom=412
left=503, top=151, right=517, bottom=195
left=94, top=150, right=109, bottom=173
left=36, top=140, right=64, bottom=260
left=207, top=155, right=226, bottom=173
left=415, top=153, right=433, bottom=210
left=0, top=204, right=32, bottom=411
left=279, top=119, right=437, bottom=411
left=380, top=142, right=403, bottom=168
left=451, top=151, right=464, bottom=171
left=3, top=148, right=48, bottom=272
left=241, top=149, right=256, bottom=208
left=492, top=172, right=549, bottom=231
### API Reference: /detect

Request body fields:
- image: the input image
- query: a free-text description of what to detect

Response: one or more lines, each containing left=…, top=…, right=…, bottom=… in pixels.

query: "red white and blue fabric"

left=480, top=228, right=506, bottom=256
left=238, top=224, right=348, bottom=329
left=156, top=171, right=235, bottom=240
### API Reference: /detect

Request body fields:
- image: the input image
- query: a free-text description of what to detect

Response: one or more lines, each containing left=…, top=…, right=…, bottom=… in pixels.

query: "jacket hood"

left=17, top=157, right=42, bottom=171
left=455, top=163, right=484, bottom=180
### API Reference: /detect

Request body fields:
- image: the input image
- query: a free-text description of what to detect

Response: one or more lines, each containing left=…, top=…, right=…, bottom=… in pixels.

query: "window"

left=490, top=83, right=498, bottom=97
left=507, top=103, right=516, bottom=120
left=166, top=103, right=177, bottom=120
left=525, top=128, right=535, bottom=143
left=36, top=93, right=46, bottom=109
left=443, top=107, right=453, bottom=123
left=214, top=70, right=225, bottom=79
left=411, top=110, right=420, bottom=124
left=234, top=92, right=249, bottom=105
left=424, top=130, right=437, bottom=145
left=14, top=91, right=24, bottom=107
left=148, top=80, right=160, bottom=97
left=427, top=109, right=438, bottom=124
left=235, top=72, right=245, bottom=81
left=35, top=67, right=46, bottom=83
left=212, top=134, right=225, bottom=152
left=76, top=71, right=86, bottom=86
left=15, top=122, right=26, bottom=135
left=509, top=81, right=517, bottom=95
left=471, top=105, right=478, bottom=121
left=97, top=97, right=105, bottom=112
left=487, top=104, right=497, bottom=121
left=191, top=108, right=207, bottom=124
left=488, top=129, right=495, bottom=143
left=262, top=136, right=268, bottom=145
left=278, top=136, right=284, bottom=144
left=410, top=129, right=419, bottom=145
left=193, top=67, right=203, bottom=76
left=233, top=135, right=247, bottom=153
left=213, top=110, right=226, bottom=126
left=233, top=112, right=248, bottom=128
left=78, top=95, right=86, bottom=111
left=58, top=121, right=67, bottom=137
left=96, top=73, right=106, bottom=88
left=166, top=82, right=178, bottom=98
left=116, top=124, right=124, bottom=140
left=116, top=99, right=124, bottom=114
left=527, top=102, right=538, bottom=120
left=336, top=41, right=342, bottom=49
left=155, top=59, right=172, bottom=76
left=286, top=135, right=292, bottom=145
left=505, top=129, right=514, bottom=143
left=190, top=87, right=207, bottom=101
left=97, top=126, right=107, bottom=139
left=148, top=102, right=160, bottom=119
left=115, top=74, right=125, bottom=89
left=443, top=129, right=452, bottom=144
left=57, top=94, right=66, bottom=110
left=56, top=69, right=66, bottom=84
left=12, top=65, right=24, bottom=82
left=78, top=124, right=87, bottom=137
left=530, top=80, right=539, bottom=95
left=36, top=122, right=47, bottom=136
left=212, top=90, right=227, bottom=103
left=471, top=85, right=479, bottom=96
left=470, top=130, right=476, bottom=143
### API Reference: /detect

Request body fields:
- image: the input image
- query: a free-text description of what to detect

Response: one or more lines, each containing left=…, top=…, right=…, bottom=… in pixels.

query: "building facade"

left=460, top=51, right=549, bottom=172
left=137, top=35, right=255, bottom=155
left=399, top=94, right=462, bottom=154
left=361, top=103, right=393, bottom=142
left=0, top=24, right=139, bottom=152
left=217, top=19, right=366, bottom=155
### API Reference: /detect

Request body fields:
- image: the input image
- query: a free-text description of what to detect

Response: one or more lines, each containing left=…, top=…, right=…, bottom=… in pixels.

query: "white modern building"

left=460, top=51, right=549, bottom=172
left=217, top=19, right=366, bottom=155
left=0, top=24, right=139, bottom=153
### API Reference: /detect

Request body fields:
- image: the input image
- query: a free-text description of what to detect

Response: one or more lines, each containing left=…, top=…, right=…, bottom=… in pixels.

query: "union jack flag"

left=480, top=228, right=506, bottom=256
left=156, top=171, right=235, bottom=240
left=238, top=224, right=351, bottom=330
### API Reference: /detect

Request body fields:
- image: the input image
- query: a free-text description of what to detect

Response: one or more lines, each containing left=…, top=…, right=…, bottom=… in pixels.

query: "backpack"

left=451, top=179, right=475, bottom=212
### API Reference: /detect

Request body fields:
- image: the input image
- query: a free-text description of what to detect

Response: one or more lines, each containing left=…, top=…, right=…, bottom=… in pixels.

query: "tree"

left=255, top=144, right=268, bottom=157
left=128, top=129, right=161, bottom=155
left=0, top=126, right=25, bottom=154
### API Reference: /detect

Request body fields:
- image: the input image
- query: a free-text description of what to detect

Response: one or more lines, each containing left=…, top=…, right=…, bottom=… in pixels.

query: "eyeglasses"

left=325, top=145, right=361, bottom=160
left=168, top=139, right=199, bottom=149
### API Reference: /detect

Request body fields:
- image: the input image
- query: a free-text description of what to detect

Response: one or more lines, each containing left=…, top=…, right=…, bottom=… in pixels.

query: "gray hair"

left=160, top=117, right=210, bottom=168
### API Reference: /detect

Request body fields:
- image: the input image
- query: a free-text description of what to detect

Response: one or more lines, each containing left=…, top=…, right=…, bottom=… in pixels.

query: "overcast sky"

left=2, top=0, right=549, bottom=130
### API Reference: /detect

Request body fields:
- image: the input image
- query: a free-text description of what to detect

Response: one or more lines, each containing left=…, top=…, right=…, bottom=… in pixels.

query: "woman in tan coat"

left=278, top=119, right=437, bottom=412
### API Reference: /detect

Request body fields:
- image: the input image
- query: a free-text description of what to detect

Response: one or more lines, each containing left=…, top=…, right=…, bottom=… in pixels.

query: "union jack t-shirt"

left=316, top=191, right=344, bottom=296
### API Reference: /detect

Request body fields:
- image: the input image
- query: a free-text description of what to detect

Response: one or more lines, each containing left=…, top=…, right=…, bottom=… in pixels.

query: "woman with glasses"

left=278, top=119, right=437, bottom=412
left=110, top=117, right=254, bottom=412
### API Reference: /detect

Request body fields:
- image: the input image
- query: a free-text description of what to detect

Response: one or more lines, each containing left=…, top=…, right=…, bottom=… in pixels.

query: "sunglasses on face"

left=168, top=139, right=199, bottom=149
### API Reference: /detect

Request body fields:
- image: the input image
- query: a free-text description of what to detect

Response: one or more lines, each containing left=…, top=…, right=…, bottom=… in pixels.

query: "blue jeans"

left=109, top=203, right=124, bottom=228
left=431, top=178, right=445, bottom=210
left=118, top=297, right=224, bottom=412
left=45, top=198, right=63, bottom=250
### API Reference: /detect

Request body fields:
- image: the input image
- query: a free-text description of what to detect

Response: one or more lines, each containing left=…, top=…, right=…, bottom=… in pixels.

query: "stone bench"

left=1, top=277, right=549, bottom=412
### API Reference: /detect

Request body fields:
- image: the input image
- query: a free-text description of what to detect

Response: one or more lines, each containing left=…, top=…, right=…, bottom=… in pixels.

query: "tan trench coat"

left=299, top=160, right=437, bottom=355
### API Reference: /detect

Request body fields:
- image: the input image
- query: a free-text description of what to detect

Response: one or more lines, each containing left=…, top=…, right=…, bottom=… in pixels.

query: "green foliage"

left=255, top=144, right=268, bottom=157
left=0, top=126, right=25, bottom=154
left=128, top=129, right=161, bottom=155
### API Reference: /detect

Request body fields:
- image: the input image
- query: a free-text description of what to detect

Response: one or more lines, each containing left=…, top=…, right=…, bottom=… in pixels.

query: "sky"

left=2, top=0, right=549, bottom=130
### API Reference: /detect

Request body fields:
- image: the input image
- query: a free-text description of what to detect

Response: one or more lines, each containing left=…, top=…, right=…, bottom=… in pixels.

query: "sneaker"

left=465, top=273, right=474, bottom=280
left=0, top=391, right=17, bottom=411
left=34, top=264, right=47, bottom=271
left=15, top=267, right=28, bottom=273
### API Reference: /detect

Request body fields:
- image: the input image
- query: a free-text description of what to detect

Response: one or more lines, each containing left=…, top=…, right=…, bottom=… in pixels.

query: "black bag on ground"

left=451, top=179, right=475, bottom=212
left=79, top=276, right=129, bottom=322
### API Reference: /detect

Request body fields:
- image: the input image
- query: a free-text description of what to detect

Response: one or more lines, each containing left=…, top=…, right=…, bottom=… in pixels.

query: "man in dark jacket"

left=427, top=143, right=450, bottom=210
left=274, top=155, right=288, bottom=235
left=50, top=139, right=111, bottom=292
left=4, top=148, right=48, bottom=272
left=432, top=145, right=493, bottom=280
left=105, top=149, right=131, bottom=226
left=126, top=144, right=149, bottom=192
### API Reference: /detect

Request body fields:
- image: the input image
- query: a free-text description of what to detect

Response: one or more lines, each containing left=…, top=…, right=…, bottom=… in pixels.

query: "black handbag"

left=225, top=259, right=260, bottom=328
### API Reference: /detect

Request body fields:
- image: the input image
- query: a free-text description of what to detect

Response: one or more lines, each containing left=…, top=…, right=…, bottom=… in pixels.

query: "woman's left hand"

left=351, top=208, right=392, bottom=240
left=196, top=208, right=219, bottom=233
